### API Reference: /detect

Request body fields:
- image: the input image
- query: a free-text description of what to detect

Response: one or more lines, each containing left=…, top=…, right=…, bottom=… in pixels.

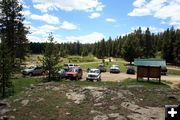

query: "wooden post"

left=159, top=66, right=161, bottom=84
left=147, top=66, right=150, bottom=82
left=137, top=67, right=138, bottom=81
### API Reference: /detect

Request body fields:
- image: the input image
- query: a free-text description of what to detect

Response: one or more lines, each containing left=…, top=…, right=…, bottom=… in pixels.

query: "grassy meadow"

left=24, top=54, right=180, bottom=75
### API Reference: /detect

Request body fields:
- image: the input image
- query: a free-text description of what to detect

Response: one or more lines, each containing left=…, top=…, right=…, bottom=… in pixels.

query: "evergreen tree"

left=0, top=36, right=14, bottom=97
left=162, top=29, right=172, bottom=62
left=0, top=0, right=29, bottom=63
left=122, top=34, right=141, bottom=64
left=42, top=34, right=60, bottom=81
left=173, top=29, right=180, bottom=64
left=0, top=0, right=28, bottom=97
left=144, top=27, right=154, bottom=58
left=99, top=38, right=106, bottom=59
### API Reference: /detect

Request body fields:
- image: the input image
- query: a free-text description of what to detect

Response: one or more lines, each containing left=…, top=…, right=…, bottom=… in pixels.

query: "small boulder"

left=109, top=105, right=118, bottom=110
left=21, top=99, right=29, bottom=106
left=108, top=113, right=120, bottom=118
left=93, top=115, right=108, bottom=120
left=90, top=110, right=102, bottom=115
left=52, top=87, right=60, bottom=91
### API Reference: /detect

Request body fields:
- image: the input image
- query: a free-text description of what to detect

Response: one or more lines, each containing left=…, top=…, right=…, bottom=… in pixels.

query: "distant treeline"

left=29, top=27, right=180, bottom=64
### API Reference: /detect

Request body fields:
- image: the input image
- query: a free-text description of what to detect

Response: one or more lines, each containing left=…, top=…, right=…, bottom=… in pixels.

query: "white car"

left=63, top=63, right=78, bottom=70
left=110, top=65, right=120, bottom=73
left=86, top=69, right=101, bottom=81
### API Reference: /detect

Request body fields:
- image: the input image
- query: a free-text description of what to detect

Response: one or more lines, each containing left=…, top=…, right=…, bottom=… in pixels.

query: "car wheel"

left=29, top=73, right=33, bottom=76
left=76, top=76, right=79, bottom=81
left=42, top=71, right=45, bottom=75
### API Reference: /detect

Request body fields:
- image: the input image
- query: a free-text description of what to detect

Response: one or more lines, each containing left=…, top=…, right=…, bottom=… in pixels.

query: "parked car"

left=97, top=64, right=106, bottom=72
left=63, top=63, right=77, bottom=70
left=86, top=69, right=101, bottom=81
left=161, top=66, right=167, bottom=75
left=65, top=67, right=83, bottom=80
left=51, top=69, right=66, bottom=80
left=110, top=65, right=120, bottom=73
left=126, top=66, right=135, bottom=74
left=22, top=66, right=45, bottom=76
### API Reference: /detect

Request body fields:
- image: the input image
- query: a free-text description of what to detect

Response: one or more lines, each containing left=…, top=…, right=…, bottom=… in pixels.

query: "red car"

left=65, top=67, right=83, bottom=80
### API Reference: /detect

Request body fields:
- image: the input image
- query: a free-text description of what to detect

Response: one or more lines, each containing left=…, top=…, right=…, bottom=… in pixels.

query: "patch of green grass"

left=12, top=76, right=42, bottom=94
left=59, top=80, right=121, bottom=88
left=119, top=78, right=170, bottom=89
left=79, top=62, right=100, bottom=70
left=162, top=80, right=173, bottom=85
left=155, top=51, right=162, bottom=59
left=66, top=55, right=98, bottom=63
left=58, top=78, right=170, bottom=90
left=25, top=54, right=43, bottom=62
left=79, top=60, right=127, bottom=72
left=167, top=69, right=180, bottom=75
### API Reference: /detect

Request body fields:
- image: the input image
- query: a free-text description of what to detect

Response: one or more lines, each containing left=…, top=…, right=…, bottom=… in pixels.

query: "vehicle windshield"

left=69, top=64, right=74, bottom=66
left=98, top=64, right=104, bottom=67
left=28, top=66, right=35, bottom=69
left=68, top=69, right=78, bottom=72
left=127, top=66, right=134, bottom=69
left=64, top=64, right=68, bottom=66
left=112, top=65, right=119, bottom=67
left=89, top=70, right=99, bottom=73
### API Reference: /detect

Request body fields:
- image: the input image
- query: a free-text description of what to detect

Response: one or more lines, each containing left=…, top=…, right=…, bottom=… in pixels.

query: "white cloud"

left=19, top=0, right=30, bottom=9
left=64, top=32, right=105, bottom=43
left=27, top=35, right=46, bottom=43
left=133, top=0, right=146, bottom=7
left=33, top=3, right=57, bottom=13
left=89, top=12, right=100, bottom=19
left=21, top=10, right=31, bottom=16
left=27, top=31, right=105, bottom=44
left=32, top=0, right=104, bottom=13
left=131, top=26, right=164, bottom=33
left=60, top=21, right=78, bottom=30
left=30, top=14, right=60, bottom=24
left=154, top=2, right=180, bottom=21
left=105, top=18, right=116, bottom=23
left=28, top=24, right=59, bottom=36
left=96, top=4, right=105, bottom=12
left=128, top=0, right=180, bottom=27
left=128, top=8, right=151, bottom=16
left=27, top=24, right=60, bottom=42
left=170, top=21, right=180, bottom=26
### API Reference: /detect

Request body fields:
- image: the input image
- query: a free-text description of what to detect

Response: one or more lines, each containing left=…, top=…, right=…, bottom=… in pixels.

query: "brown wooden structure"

left=136, top=66, right=161, bottom=83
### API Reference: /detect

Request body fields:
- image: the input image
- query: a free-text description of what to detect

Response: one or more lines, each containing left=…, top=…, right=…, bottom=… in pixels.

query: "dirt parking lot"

left=82, top=71, right=180, bottom=85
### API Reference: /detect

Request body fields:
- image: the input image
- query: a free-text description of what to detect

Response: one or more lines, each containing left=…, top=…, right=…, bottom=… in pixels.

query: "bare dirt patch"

left=82, top=72, right=180, bottom=85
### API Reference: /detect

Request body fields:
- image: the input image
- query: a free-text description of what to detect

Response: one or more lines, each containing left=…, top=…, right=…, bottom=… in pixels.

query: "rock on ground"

left=21, top=100, right=29, bottom=106
left=93, top=115, right=108, bottom=120
left=66, top=92, right=85, bottom=104
left=121, top=102, right=164, bottom=120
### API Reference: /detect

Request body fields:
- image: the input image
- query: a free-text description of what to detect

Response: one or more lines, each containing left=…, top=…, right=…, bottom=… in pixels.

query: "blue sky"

left=21, top=0, right=180, bottom=43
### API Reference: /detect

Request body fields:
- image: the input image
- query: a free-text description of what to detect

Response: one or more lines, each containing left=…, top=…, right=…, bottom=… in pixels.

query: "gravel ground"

left=82, top=72, right=180, bottom=85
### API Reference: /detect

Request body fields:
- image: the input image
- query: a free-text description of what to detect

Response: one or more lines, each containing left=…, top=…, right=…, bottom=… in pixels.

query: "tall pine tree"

left=0, top=0, right=28, bottom=97
left=42, top=34, right=60, bottom=81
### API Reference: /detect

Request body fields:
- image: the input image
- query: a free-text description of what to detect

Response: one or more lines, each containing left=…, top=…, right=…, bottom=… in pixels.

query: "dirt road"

left=82, top=72, right=180, bottom=85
